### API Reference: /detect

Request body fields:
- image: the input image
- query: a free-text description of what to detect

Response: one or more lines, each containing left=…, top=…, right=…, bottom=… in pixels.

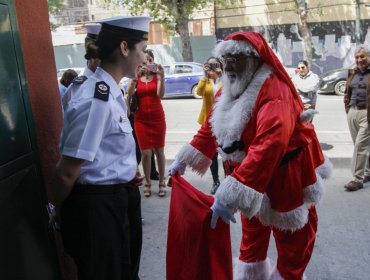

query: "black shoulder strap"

left=72, top=75, right=88, bottom=85
left=94, top=81, right=110, bottom=102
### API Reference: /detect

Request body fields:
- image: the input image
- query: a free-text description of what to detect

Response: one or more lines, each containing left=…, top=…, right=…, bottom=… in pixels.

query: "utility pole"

left=355, top=0, right=361, bottom=45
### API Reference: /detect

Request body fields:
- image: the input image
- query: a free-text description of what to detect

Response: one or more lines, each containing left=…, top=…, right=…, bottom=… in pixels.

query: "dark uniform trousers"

left=61, top=182, right=142, bottom=280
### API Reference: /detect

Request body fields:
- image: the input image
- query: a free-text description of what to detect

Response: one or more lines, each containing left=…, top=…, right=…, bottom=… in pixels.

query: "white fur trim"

left=215, top=176, right=263, bottom=218
left=233, top=257, right=271, bottom=280
left=303, top=173, right=325, bottom=205
left=210, top=64, right=273, bottom=149
left=176, top=143, right=211, bottom=175
left=213, top=40, right=259, bottom=58
left=270, top=265, right=306, bottom=280
left=303, top=157, right=332, bottom=205
left=256, top=159, right=330, bottom=231
left=316, top=154, right=333, bottom=179
left=270, top=265, right=284, bottom=280
left=258, top=195, right=309, bottom=232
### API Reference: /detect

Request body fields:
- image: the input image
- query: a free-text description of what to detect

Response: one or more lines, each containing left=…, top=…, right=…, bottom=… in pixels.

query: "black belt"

left=219, top=140, right=245, bottom=154
left=222, top=146, right=304, bottom=175
left=351, top=105, right=366, bottom=110
left=279, top=147, right=304, bottom=167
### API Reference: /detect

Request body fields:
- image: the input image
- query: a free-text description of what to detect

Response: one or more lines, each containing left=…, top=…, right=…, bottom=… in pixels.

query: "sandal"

left=158, top=182, right=166, bottom=197
left=143, top=184, right=151, bottom=197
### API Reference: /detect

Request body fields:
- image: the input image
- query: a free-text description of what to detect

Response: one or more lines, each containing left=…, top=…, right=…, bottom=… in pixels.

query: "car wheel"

left=192, top=84, right=202, bottom=99
left=334, top=80, right=346, bottom=96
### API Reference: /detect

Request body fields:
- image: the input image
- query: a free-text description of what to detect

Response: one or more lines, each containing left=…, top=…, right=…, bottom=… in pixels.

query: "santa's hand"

left=210, top=199, right=236, bottom=229
left=168, top=159, right=186, bottom=176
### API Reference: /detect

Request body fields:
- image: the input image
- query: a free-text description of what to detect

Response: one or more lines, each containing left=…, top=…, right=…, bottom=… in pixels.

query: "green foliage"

left=50, top=22, right=60, bottom=31
left=47, top=0, right=64, bottom=14
left=107, top=0, right=212, bottom=34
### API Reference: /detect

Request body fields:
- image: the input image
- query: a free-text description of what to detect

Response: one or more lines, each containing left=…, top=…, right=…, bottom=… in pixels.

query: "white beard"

left=222, top=66, right=255, bottom=99
left=210, top=64, right=274, bottom=162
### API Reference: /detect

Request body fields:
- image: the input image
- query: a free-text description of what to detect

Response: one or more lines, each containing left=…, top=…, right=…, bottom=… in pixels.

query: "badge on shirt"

left=94, top=81, right=110, bottom=102
left=72, top=75, right=87, bottom=85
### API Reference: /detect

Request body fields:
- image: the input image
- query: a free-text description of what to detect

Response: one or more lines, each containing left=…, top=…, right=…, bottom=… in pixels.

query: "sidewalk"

left=138, top=119, right=368, bottom=279
left=139, top=134, right=370, bottom=280
left=139, top=163, right=370, bottom=280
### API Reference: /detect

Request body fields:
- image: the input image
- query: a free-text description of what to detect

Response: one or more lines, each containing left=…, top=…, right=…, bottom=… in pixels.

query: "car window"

left=163, top=66, right=170, bottom=75
left=175, top=65, right=193, bottom=74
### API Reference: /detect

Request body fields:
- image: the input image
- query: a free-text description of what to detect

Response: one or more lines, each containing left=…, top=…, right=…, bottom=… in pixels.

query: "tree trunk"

left=175, top=16, right=193, bottom=62
left=295, top=0, right=312, bottom=67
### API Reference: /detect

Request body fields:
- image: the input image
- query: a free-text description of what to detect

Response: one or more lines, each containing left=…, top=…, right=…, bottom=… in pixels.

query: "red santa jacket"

left=176, top=64, right=332, bottom=231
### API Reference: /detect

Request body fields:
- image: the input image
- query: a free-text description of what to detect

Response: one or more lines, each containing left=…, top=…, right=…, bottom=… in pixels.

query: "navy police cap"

left=98, top=16, right=151, bottom=41
left=83, top=23, right=101, bottom=40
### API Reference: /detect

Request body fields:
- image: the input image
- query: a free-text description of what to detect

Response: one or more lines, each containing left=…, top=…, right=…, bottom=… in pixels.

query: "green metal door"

left=0, top=1, right=60, bottom=279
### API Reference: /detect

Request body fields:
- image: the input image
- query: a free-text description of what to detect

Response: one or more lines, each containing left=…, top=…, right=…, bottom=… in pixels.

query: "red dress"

left=134, top=74, right=166, bottom=149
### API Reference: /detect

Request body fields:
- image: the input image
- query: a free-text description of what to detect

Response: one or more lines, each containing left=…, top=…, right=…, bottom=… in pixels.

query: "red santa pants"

left=239, top=207, right=318, bottom=280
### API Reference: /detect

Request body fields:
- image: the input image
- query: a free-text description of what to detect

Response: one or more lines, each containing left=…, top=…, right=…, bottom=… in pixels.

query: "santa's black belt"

left=222, top=146, right=304, bottom=175
left=279, top=147, right=304, bottom=167
left=219, top=140, right=245, bottom=154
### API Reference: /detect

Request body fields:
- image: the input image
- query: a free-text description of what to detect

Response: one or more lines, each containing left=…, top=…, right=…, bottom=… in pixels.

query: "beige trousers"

left=347, top=108, right=370, bottom=182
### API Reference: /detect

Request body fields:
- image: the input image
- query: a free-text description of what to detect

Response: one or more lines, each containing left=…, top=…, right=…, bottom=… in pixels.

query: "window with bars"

left=148, top=22, right=170, bottom=45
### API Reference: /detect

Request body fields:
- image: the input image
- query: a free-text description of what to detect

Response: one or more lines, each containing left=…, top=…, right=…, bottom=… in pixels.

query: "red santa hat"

left=214, top=31, right=303, bottom=109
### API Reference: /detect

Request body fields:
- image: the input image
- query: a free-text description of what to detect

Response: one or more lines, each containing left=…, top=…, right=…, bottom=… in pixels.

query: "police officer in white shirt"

left=62, top=23, right=102, bottom=108
left=81, top=23, right=101, bottom=78
left=51, top=16, right=150, bottom=280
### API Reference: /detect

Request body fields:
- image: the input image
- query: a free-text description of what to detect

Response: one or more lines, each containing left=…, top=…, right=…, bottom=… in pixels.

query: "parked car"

left=318, top=64, right=355, bottom=96
left=121, top=62, right=204, bottom=98
left=120, top=63, right=297, bottom=97
left=57, top=67, right=84, bottom=79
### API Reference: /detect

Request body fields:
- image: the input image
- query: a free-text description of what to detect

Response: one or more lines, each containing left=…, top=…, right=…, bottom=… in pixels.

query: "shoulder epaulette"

left=94, top=81, right=110, bottom=102
left=72, top=75, right=88, bottom=85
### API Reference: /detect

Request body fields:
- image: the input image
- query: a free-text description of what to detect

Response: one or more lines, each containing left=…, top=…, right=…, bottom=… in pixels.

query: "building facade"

left=215, top=0, right=370, bottom=73
left=51, top=0, right=370, bottom=73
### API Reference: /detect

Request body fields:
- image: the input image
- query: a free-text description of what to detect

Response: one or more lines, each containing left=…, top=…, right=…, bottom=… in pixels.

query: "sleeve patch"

left=72, top=75, right=88, bottom=85
left=94, top=81, right=110, bottom=102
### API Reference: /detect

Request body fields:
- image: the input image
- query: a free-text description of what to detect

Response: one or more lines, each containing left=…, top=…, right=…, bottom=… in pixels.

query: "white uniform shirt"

left=60, top=67, right=137, bottom=184
left=81, top=67, right=94, bottom=78
left=62, top=67, right=95, bottom=108
left=292, top=71, right=320, bottom=93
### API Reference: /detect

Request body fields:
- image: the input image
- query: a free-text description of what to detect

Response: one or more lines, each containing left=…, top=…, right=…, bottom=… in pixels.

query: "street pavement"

left=138, top=95, right=370, bottom=280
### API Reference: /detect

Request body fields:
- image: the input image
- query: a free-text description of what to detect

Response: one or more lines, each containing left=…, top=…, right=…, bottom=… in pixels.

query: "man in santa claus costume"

left=169, top=31, right=332, bottom=280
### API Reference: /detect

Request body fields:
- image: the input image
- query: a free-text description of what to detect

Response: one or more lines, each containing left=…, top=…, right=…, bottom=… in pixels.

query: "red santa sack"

left=166, top=175, right=233, bottom=280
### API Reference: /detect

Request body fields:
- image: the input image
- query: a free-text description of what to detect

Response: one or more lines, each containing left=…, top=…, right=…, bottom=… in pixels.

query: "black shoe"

left=210, top=180, right=220, bottom=195
left=344, top=180, right=363, bottom=192
left=363, top=176, right=370, bottom=184
left=150, top=171, right=159, bottom=180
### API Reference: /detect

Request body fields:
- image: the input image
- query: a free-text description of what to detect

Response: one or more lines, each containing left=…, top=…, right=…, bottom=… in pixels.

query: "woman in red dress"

left=128, top=50, right=166, bottom=197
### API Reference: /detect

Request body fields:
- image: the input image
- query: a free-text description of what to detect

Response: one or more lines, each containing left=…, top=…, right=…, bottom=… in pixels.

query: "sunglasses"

left=219, top=55, right=245, bottom=66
